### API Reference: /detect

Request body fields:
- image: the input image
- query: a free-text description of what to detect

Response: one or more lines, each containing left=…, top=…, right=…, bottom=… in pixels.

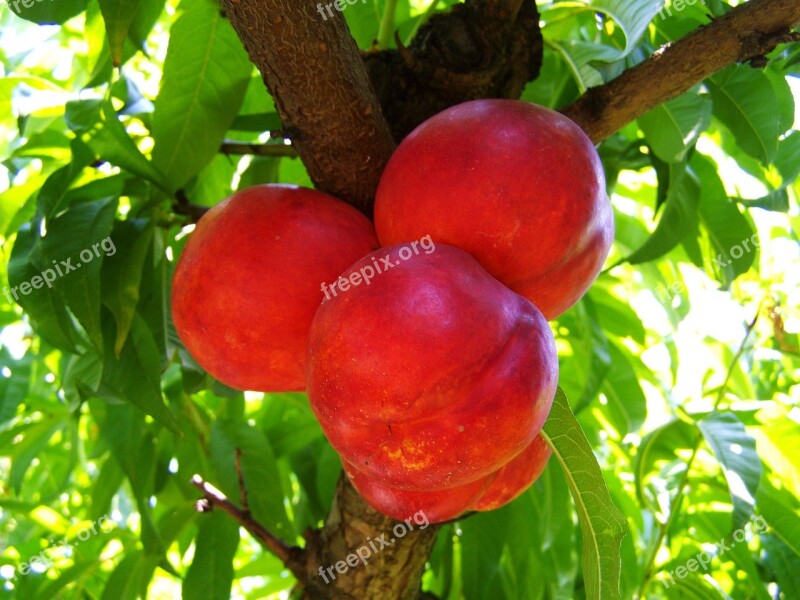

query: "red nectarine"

left=374, top=99, right=613, bottom=319
left=171, top=184, right=378, bottom=392
left=306, top=243, right=558, bottom=492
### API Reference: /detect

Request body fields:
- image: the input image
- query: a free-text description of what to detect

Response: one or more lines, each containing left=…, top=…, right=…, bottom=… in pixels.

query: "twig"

left=173, top=190, right=209, bottom=223
left=191, top=474, right=300, bottom=567
left=562, top=0, right=800, bottom=142
left=235, top=448, right=249, bottom=514
left=219, top=141, right=297, bottom=158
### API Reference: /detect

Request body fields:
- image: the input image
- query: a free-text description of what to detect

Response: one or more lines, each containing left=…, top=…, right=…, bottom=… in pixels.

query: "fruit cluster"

left=172, top=100, right=613, bottom=523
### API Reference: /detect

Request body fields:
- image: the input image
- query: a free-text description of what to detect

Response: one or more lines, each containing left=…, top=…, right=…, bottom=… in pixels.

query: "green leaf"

left=708, top=65, right=779, bottom=164
left=66, top=100, right=170, bottom=190
left=99, top=0, right=141, bottom=66
left=697, top=412, right=761, bottom=532
left=691, top=154, right=757, bottom=285
left=210, top=421, right=292, bottom=537
left=773, top=130, right=800, bottom=186
left=9, top=0, right=88, bottom=24
left=100, top=550, right=160, bottom=600
left=625, top=163, right=700, bottom=264
left=8, top=223, right=80, bottom=352
left=542, top=389, right=628, bottom=600
left=633, top=419, right=697, bottom=509
left=100, top=313, right=179, bottom=432
left=580, top=0, right=662, bottom=56
left=0, top=347, right=33, bottom=424
left=639, top=92, right=711, bottom=163
left=601, top=342, right=647, bottom=435
left=762, top=534, right=800, bottom=598
left=40, top=198, right=118, bottom=352
left=101, top=219, right=155, bottom=355
left=128, top=0, right=166, bottom=52
left=459, top=509, right=510, bottom=597
left=736, top=188, right=790, bottom=212
left=35, top=138, right=96, bottom=220
left=182, top=511, right=240, bottom=600
left=151, top=0, right=253, bottom=190
left=757, top=481, right=800, bottom=556
left=545, top=0, right=661, bottom=90
left=764, top=68, right=795, bottom=136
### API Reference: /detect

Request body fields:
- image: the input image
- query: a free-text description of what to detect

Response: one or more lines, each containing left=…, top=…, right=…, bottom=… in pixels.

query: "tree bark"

left=298, top=476, right=440, bottom=599
left=365, top=0, right=543, bottom=140
left=219, top=1, right=395, bottom=214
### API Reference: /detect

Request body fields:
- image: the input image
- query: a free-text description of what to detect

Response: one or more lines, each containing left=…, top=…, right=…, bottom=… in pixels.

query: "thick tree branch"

left=562, top=0, right=800, bottom=142
left=219, top=1, right=396, bottom=214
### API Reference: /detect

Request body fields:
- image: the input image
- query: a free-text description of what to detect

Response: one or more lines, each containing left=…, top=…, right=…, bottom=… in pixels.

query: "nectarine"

left=375, top=99, right=613, bottom=319
left=306, top=243, right=558, bottom=492
left=171, top=184, right=378, bottom=392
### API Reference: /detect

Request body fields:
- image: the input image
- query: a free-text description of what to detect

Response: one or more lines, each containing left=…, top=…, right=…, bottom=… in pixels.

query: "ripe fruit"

left=306, top=242, right=558, bottom=497
left=374, top=99, right=613, bottom=320
left=343, top=434, right=551, bottom=522
left=343, top=460, right=493, bottom=523
left=171, top=184, right=378, bottom=392
left=471, top=434, right=551, bottom=511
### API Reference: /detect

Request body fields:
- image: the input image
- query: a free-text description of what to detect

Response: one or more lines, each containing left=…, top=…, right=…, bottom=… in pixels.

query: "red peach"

left=306, top=243, right=558, bottom=491
left=171, top=184, right=378, bottom=392
left=344, top=460, right=494, bottom=523
left=471, top=434, right=552, bottom=511
left=374, top=99, right=613, bottom=319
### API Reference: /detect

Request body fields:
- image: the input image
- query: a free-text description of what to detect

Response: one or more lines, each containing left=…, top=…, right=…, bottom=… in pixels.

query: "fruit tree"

left=1, top=1, right=799, bottom=599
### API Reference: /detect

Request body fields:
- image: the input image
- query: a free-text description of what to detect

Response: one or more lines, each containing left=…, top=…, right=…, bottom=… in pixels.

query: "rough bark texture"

left=219, top=1, right=396, bottom=214
left=365, top=0, right=543, bottom=140
left=562, top=0, right=800, bottom=142
left=208, top=0, right=800, bottom=598
left=297, top=477, right=440, bottom=599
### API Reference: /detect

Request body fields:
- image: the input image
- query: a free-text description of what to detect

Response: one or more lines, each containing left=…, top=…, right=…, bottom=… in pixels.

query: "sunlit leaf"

left=542, top=389, right=628, bottom=600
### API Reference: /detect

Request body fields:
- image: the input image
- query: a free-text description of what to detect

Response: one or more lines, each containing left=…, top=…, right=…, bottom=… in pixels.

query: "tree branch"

left=190, top=474, right=305, bottom=576
left=220, top=141, right=297, bottom=158
left=218, top=1, right=396, bottom=214
left=562, top=0, right=800, bottom=142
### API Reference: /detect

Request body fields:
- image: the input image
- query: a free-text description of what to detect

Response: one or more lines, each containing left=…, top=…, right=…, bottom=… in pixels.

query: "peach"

left=374, top=99, right=613, bottom=319
left=171, top=184, right=378, bottom=392
left=344, top=460, right=494, bottom=523
left=472, top=434, right=551, bottom=511
left=306, top=243, right=558, bottom=492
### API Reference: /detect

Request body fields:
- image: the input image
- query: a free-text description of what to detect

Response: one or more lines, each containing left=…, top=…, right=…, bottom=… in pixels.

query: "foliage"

left=0, top=0, right=798, bottom=598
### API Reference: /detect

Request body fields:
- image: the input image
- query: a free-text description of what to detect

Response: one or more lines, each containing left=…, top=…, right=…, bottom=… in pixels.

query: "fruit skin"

left=171, top=184, right=378, bottom=392
left=374, top=99, right=614, bottom=320
left=343, top=460, right=495, bottom=523
left=471, top=434, right=551, bottom=511
left=343, top=433, right=551, bottom=523
left=306, top=242, right=558, bottom=492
